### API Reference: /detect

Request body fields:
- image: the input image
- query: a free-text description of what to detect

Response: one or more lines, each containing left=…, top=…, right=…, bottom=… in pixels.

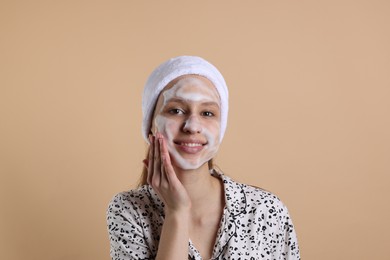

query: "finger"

left=159, top=134, right=177, bottom=184
left=158, top=136, right=169, bottom=186
left=153, top=133, right=161, bottom=187
left=146, top=135, right=154, bottom=185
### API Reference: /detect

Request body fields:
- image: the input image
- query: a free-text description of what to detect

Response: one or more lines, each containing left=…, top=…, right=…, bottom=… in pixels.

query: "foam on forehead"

left=162, top=77, right=221, bottom=105
left=142, top=56, right=229, bottom=143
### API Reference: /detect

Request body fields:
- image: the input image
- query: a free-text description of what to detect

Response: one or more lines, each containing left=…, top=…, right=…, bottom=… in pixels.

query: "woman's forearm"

left=155, top=211, right=190, bottom=260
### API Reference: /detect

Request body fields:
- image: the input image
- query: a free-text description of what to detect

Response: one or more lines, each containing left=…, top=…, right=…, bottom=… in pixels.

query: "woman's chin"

left=172, top=159, right=206, bottom=171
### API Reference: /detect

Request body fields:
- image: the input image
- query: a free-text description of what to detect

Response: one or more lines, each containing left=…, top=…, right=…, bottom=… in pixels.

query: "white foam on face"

left=153, top=76, right=221, bottom=170
left=155, top=114, right=220, bottom=170
left=163, top=77, right=219, bottom=105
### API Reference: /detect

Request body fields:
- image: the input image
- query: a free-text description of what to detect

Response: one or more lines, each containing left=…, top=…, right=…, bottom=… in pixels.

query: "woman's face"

left=151, top=75, right=221, bottom=170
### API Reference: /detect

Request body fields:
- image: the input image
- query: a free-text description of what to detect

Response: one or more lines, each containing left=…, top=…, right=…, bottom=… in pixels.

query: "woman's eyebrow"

left=201, top=101, right=220, bottom=108
left=166, top=98, right=219, bottom=107
left=165, top=97, right=186, bottom=104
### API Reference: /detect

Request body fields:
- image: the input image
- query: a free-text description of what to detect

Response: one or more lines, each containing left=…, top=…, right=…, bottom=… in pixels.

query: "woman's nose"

left=183, top=115, right=202, bottom=134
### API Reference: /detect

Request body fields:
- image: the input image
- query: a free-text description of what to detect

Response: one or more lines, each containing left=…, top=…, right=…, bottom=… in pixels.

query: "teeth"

left=181, top=143, right=202, bottom=147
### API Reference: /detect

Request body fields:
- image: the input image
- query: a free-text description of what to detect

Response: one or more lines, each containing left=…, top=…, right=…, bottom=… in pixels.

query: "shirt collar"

left=146, top=169, right=247, bottom=217
left=211, top=169, right=247, bottom=216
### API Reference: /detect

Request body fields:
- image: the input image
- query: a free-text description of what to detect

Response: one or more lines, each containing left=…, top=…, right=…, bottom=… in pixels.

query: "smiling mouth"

left=176, top=142, right=205, bottom=147
left=173, top=141, right=207, bottom=154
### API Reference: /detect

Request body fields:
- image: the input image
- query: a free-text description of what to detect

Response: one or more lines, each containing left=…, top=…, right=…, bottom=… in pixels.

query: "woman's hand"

left=146, top=133, right=191, bottom=259
left=147, top=132, right=191, bottom=215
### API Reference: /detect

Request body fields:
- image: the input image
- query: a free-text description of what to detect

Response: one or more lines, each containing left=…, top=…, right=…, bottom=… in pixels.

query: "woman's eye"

left=168, top=108, right=184, bottom=115
left=202, top=111, right=214, bottom=117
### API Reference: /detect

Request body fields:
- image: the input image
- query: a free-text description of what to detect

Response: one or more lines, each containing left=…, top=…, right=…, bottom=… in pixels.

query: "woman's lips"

left=174, top=141, right=206, bottom=154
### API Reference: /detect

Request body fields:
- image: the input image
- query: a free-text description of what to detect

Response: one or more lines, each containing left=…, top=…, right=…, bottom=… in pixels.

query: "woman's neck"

left=174, top=164, right=224, bottom=214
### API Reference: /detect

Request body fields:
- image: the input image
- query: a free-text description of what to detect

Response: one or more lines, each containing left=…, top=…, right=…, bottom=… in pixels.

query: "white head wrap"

left=142, top=55, right=229, bottom=143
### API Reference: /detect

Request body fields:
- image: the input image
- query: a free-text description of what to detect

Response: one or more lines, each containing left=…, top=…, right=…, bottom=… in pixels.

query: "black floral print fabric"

left=107, top=170, right=300, bottom=259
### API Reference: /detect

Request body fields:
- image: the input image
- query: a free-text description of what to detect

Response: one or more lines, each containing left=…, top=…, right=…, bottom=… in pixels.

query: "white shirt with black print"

left=107, top=170, right=300, bottom=260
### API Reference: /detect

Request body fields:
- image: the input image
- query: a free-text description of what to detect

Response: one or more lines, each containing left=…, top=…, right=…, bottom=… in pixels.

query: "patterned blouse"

left=107, top=170, right=300, bottom=259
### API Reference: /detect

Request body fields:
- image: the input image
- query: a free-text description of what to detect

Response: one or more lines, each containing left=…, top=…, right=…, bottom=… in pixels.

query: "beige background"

left=1, top=1, right=389, bottom=259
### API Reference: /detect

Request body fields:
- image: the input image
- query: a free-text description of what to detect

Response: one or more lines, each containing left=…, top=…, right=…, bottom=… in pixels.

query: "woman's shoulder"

left=109, top=185, right=148, bottom=203
left=220, top=173, right=289, bottom=213
left=243, top=183, right=288, bottom=211
left=244, top=182, right=282, bottom=202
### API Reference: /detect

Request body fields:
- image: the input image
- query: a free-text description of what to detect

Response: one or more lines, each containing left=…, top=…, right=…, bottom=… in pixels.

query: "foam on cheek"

left=154, top=114, right=195, bottom=169
left=200, top=126, right=220, bottom=164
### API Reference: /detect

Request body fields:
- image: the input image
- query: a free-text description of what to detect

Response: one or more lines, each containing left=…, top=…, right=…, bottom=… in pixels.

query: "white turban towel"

left=142, top=55, right=229, bottom=143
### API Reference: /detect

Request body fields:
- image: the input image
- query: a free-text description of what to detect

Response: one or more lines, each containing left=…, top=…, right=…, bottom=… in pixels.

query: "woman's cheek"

left=207, top=122, right=220, bottom=145
left=158, top=118, right=184, bottom=165
left=163, top=121, right=178, bottom=148
left=154, top=115, right=177, bottom=143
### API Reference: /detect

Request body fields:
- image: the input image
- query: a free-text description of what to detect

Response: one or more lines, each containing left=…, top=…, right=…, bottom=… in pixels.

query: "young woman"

left=107, top=56, right=300, bottom=260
